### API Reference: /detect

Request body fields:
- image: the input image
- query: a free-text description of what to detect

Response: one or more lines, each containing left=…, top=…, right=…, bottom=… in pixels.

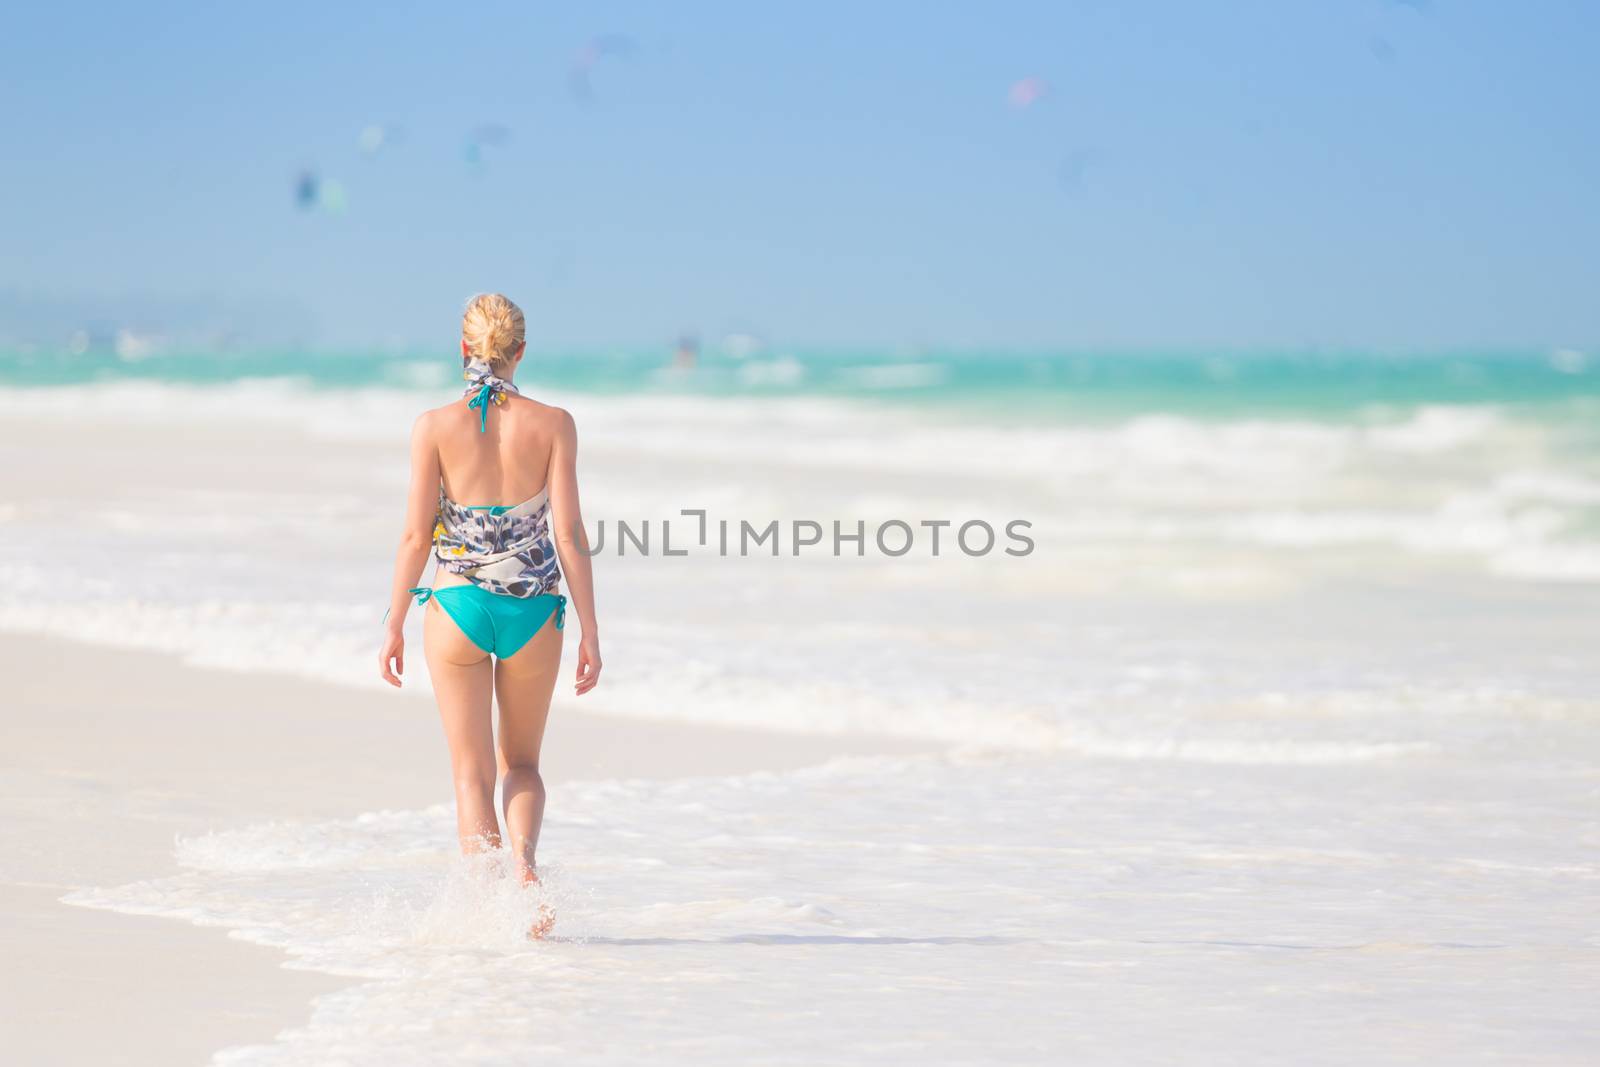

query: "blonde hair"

left=461, top=293, right=526, bottom=371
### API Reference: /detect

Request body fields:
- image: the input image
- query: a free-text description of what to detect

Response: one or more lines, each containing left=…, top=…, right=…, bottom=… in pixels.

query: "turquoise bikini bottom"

left=411, top=585, right=566, bottom=659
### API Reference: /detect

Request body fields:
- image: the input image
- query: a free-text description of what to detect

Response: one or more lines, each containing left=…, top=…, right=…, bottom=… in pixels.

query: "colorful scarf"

left=433, top=490, right=562, bottom=599
left=462, top=357, right=520, bottom=432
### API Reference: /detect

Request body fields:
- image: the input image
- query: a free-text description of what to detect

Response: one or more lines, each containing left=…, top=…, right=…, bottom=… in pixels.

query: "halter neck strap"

left=461, top=358, right=519, bottom=433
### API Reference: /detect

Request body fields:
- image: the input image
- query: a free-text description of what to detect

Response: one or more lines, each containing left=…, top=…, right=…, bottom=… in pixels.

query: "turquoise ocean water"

left=3, top=345, right=1597, bottom=420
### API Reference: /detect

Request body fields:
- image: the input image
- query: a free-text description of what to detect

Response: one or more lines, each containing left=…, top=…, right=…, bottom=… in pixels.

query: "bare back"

left=433, top=394, right=563, bottom=506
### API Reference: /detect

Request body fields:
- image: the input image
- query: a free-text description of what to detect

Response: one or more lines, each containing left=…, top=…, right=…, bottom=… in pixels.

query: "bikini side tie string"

left=380, top=586, right=433, bottom=625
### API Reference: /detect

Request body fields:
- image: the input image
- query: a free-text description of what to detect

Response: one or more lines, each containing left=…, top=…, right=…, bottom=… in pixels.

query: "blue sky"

left=4, top=1, right=1598, bottom=350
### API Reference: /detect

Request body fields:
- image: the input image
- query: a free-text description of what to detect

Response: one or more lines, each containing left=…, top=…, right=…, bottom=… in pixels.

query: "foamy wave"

left=1363, top=405, right=1503, bottom=453
left=11, top=382, right=1596, bottom=578
left=0, top=591, right=382, bottom=689
left=7, top=384, right=1598, bottom=581
left=62, top=749, right=1600, bottom=1065
left=0, top=576, right=1452, bottom=765
left=174, top=806, right=455, bottom=872
left=1490, top=543, right=1600, bottom=581
left=0, top=380, right=1568, bottom=493
left=1042, top=732, right=1429, bottom=764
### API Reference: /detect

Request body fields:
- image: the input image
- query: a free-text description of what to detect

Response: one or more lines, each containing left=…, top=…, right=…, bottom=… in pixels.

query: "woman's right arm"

left=378, top=413, right=441, bottom=688
left=548, top=408, right=602, bottom=695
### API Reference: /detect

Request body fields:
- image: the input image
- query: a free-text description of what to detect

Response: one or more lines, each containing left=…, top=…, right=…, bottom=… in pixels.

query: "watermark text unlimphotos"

left=569, top=511, right=1034, bottom=557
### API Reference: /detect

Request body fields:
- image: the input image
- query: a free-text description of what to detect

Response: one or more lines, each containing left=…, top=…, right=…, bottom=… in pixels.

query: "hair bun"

left=462, top=293, right=526, bottom=370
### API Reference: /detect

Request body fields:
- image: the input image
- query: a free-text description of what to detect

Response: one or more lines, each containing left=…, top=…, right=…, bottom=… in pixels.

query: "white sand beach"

left=0, top=634, right=925, bottom=1064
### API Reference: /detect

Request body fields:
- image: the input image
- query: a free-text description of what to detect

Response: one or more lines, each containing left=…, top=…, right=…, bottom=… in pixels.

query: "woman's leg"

left=423, top=601, right=500, bottom=853
left=494, top=613, right=564, bottom=884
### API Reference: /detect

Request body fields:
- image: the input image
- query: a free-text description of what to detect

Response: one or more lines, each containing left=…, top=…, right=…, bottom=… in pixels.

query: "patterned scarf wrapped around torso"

left=432, top=490, right=562, bottom=598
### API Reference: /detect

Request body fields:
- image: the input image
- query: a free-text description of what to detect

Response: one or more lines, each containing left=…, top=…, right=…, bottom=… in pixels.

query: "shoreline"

left=0, top=632, right=930, bottom=1065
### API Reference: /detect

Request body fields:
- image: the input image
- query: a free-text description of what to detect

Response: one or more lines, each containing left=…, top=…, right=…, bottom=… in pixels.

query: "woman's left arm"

left=379, top=413, right=441, bottom=687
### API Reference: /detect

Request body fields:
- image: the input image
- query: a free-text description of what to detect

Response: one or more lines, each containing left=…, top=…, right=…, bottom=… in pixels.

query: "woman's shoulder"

left=412, top=401, right=460, bottom=431
left=507, top=394, right=576, bottom=430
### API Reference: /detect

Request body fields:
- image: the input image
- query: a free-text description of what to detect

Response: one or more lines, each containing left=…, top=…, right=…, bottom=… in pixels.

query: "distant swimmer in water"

left=673, top=331, right=699, bottom=371
left=379, top=293, right=603, bottom=939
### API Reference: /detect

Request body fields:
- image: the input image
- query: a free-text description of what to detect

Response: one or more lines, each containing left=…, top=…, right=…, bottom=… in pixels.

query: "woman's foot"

left=521, top=862, right=555, bottom=938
